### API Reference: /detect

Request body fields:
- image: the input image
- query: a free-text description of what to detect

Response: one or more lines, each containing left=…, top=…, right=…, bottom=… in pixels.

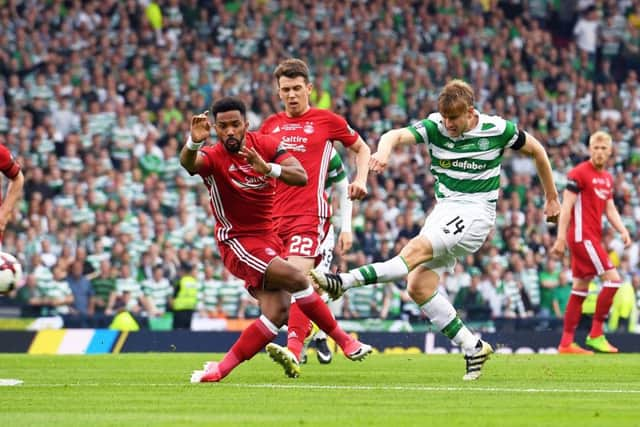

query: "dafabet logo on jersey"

left=439, top=159, right=487, bottom=171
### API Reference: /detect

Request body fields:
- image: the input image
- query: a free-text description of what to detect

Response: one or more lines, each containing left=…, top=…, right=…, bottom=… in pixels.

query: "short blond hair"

left=589, top=131, right=612, bottom=146
left=438, top=79, right=475, bottom=116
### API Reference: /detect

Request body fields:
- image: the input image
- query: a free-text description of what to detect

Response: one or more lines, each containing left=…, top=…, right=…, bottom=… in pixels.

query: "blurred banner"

left=1, top=330, right=639, bottom=354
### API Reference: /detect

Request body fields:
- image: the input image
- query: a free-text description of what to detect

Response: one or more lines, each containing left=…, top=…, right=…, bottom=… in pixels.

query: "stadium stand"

left=0, top=0, right=639, bottom=332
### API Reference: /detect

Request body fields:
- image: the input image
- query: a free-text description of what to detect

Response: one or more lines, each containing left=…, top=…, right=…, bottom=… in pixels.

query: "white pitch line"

left=16, top=383, right=640, bottom=394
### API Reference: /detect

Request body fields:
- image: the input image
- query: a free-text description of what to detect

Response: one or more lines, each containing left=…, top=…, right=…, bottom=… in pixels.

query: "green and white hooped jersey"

left=408, top=112, right=520, bottom=204
left=324, top=147, right=347, bottom=191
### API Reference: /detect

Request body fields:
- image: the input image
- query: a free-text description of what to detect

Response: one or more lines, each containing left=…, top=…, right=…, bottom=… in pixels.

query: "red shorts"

left=218, top=234, right=284, bottom=291
left=276, top=216, right=331, bottom=261
left=275, top=216, right=330, bottom=261
left=568, top=239, right=614, bottom=279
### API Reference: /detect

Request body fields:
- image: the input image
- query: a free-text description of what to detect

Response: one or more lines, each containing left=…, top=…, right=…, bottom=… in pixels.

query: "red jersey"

left=566, top=160, right=613, bottom=243
left=0, top=144, right=21, bottom=203
left=260, top=108, right=359, bottom=219
left=195, top=132, right=290, bottom=241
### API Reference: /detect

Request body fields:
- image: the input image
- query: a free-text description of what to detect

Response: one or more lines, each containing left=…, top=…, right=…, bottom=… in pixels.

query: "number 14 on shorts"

left=443, top=216, right=465, bottom=235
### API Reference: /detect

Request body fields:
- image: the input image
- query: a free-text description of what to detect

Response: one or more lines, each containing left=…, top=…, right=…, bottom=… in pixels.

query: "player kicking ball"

left=310, top=79, right=561, bottom=380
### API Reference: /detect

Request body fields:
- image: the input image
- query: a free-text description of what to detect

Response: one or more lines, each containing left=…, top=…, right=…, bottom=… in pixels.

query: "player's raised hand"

left=191, top=110, right=211, bottom=142
left=348, top=180, right=367, bottom=200
left=544, top=198, right=561, bottom=223
left=369, top=151, right=389, bottom=173
left=549, top=239, right=566, bottom=259
left=239, top=146, right=270, bottom=175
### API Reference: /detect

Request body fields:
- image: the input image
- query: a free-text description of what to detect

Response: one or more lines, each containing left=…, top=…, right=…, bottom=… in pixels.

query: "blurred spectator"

left=170, top=262, right=199, bottom=329
left=66, top=259, right=94, bottom=326
left=90, top=260, right=116, bottom=315
left=454, top=273, right=491, bottom=322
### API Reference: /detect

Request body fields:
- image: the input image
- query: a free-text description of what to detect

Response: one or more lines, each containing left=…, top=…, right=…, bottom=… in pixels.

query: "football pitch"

left=1, top=352, right=639, bottom=427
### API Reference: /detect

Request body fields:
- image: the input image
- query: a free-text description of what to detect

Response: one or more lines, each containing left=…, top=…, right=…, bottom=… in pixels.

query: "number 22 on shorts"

left=289, top=235, right=314, bottom=256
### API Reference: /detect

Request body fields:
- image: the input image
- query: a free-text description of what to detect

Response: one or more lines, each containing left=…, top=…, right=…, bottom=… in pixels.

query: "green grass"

left=1, top=352, right=639, bottom=426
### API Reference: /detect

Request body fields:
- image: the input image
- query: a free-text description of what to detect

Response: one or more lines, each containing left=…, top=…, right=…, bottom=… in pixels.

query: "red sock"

left=590, top=282, right=620, bottom=338
left=219, top=316, right=277, bottom=378
left=560, top=291, right=587, bottom=347
left=287, top=302, right=312, bottom=360
left=294, top=288, right=353, bottom=349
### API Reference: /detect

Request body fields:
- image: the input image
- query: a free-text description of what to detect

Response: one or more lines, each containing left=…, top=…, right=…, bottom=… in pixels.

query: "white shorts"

left=419, top=201, right=495, bottom=277
left=316, top=224, right=335, bottom=273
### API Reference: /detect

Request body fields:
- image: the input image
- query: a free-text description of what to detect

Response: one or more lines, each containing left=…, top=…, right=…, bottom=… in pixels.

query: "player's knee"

left=401, top=237, right=433, bottom=269
left=271, top=306, right=289, bottom=326
left=407, top=279, right=437, bottom=305
left=262, top=302, right=290, bottom=327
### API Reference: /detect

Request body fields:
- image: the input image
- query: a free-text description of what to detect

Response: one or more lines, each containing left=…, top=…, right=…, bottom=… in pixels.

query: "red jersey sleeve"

left=259, top=115, right=277, bottom=135
left=326, top=111, right=359, bottom=148
left=565, top=167, right=582, bottom=194
left=196, top=146, right=216, bottom=177
left=0, top=144, right=21, bottom=179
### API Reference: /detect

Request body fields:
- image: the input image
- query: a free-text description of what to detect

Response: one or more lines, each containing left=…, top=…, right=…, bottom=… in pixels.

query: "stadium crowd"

left=1, top=0, right=639, bottom=332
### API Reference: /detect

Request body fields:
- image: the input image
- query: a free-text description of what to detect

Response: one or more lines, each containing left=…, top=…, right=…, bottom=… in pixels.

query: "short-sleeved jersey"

left=195, top=132, right=290, bottom=241
left=565, top=160, right=613, bottom=243
left=260, top=108, right=359, bottom=219
left=0, top=143, right=21, bottom=203
left=408, top=112, right=521, bottom=204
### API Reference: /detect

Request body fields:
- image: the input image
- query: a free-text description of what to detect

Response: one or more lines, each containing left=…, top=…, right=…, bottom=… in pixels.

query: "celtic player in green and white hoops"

left=310, top=80, right=561, bottom=380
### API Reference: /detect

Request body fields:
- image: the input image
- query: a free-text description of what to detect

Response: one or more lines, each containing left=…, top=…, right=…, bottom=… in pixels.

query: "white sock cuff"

left=571, top=290, right=589, bottom=297
left=602, top=281, right=622, bottom=288
left=259, top=315, right=280, bottom=335
left=292, top=286, right=315, bottom=300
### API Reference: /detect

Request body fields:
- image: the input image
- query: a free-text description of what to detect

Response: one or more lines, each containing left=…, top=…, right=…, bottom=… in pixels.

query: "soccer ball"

left=0, top=252, right=22, bottom=293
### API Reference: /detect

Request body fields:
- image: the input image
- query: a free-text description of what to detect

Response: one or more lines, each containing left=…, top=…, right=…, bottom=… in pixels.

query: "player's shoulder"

left=408, top=112, right=439, bottom=131
left=0, top=143, right=10, bottom=157
left=568, top=160, right=592, bottom=178
left=308, top=107, right=345, bottom=122
left=572, top=160, right=591, bottom=173
left=260, top=112, right=287, bottom=132
left=251, top=130, right=278, bottom=145
left=477, top=112, right=513, bottom=134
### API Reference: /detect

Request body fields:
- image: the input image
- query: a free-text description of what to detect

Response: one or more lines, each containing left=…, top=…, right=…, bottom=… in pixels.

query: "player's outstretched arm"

left=180, top=111, right=211, bottom=174
left=371, top=128, right=417, bottom=173
left=518, top=132, right=560, bottom=222
left=239, top=146, right=307, bottom=186
left=605, top=199, right=632, bottom=247
left=346, top=137, right=371, bottom=200
left=0, top=169, right=24, bottom=234
left=550, top=189, right=577, bottom=258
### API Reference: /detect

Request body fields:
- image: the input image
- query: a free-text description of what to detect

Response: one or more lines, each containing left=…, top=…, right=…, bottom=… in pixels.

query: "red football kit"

left=0, top=144, right=21, bottom=204
left=0, top=144, right=21, bottom=244
left=194, top=132, right=291, bottom=290
left=260, top=108, right=359, bottom=258
left=565, top=160, right=615, bottom=279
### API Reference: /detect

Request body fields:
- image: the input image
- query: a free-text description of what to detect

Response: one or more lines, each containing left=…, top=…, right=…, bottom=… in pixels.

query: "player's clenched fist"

left=191, top=110, right=211, bottom=142
left=348, top=181, right=367, bottom=200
